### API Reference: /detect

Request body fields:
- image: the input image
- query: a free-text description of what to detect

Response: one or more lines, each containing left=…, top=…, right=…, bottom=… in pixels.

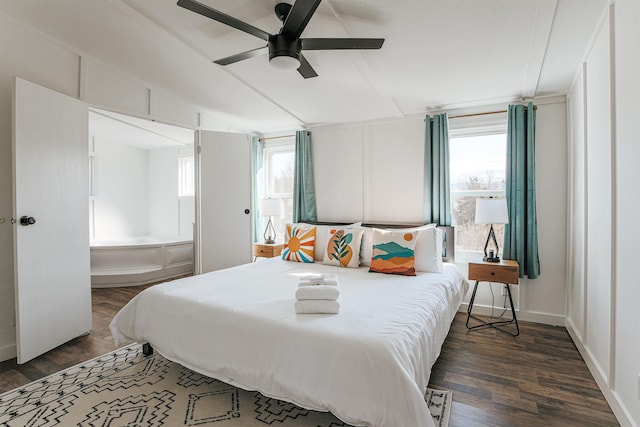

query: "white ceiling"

left=1, top=0, right=607, bottom=134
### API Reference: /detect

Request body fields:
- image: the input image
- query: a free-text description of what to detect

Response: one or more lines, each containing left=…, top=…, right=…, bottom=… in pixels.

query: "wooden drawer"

left=468, top=260, right=519, bottom=284
left=253, top=243, right=283, bottom=258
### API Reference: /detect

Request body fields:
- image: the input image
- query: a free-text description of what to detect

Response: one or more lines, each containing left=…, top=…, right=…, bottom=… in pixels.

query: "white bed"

left=111, top=255, right=467, bottom=427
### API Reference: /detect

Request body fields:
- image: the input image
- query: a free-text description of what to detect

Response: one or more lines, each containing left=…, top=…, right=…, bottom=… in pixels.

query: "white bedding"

left=110, top=258, right=468, bottom=427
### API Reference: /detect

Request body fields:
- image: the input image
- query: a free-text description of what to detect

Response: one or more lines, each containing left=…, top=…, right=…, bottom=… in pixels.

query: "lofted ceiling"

left=1, top=0, right=607, bottom=134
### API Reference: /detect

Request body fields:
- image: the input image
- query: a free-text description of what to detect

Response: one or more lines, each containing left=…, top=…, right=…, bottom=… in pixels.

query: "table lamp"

left=475, top=197, right=509, bottom=262
left=259, top=198, right=280, bottom=244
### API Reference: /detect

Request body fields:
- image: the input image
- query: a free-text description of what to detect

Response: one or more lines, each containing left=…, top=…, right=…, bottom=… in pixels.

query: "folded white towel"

left=295, top=299, right=340, bottom=314
left=295, top=285, right=340, bottom=301
left=298, top=274, right=339, bottom=287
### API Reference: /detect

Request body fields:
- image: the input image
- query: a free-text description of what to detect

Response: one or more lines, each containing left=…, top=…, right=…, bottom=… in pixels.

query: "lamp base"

left=483, top=256, right=501, bottom=263
left=264, top=239, right=275, bottom=244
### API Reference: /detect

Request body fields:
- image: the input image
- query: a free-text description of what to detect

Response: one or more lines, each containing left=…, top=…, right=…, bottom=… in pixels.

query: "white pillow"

left=389, top=224, right=443, bottom=273
left=359, top=227, right=374, bottom=266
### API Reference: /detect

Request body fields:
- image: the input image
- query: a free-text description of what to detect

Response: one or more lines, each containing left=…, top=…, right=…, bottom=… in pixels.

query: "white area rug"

left=0, top=344, right=451, bottom=426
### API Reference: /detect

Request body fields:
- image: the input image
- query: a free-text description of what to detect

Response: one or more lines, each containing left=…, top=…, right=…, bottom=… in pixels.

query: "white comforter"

left=110, top=258, right=468, bottom=427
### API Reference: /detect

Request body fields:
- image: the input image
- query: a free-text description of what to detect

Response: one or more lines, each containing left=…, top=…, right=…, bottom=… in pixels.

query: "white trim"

left=607, top=2, right=618, bottom=391
left=566, top=321, right=636, bottom=427
left=0, top=343, right=16, bottom=362
left=457, top=304, right=564, bottom=327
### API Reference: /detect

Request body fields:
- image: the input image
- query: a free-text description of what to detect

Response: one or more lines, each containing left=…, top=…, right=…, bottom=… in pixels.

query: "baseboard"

left=565, top=322, right=636, bottom=427
left=458, top=303, right=565, bottom=326
left=0, top=342, right=16, bottom=363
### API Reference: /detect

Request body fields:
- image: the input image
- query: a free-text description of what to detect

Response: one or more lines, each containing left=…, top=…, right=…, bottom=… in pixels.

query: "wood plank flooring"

left=0, top=285, right=620, bottom=426
left=429, top=313, right=619, bottom=426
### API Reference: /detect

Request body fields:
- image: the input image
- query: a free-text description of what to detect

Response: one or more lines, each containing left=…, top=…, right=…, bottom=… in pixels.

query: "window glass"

left=263, top=139, right=295, bottom=237
left=178, top=156, right=195, bottom=197
left=449, top=133, right=506, bottom=257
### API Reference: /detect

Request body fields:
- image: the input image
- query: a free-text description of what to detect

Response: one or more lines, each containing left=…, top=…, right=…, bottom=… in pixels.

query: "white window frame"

left=178, top=155, right=195, bottom=198
left=449, top=120, right=507, bottom=263
left=262, top=138, right=295, bottom=236
left=264, top=140, right=295, bottom=199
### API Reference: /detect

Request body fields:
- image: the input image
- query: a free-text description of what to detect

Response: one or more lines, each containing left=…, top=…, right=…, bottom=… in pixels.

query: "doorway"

left=88, top=109, right=195, bottom=287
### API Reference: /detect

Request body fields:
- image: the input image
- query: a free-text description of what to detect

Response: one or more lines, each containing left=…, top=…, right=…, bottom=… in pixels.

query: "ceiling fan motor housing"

left=269, top=34, right=301, bottom=62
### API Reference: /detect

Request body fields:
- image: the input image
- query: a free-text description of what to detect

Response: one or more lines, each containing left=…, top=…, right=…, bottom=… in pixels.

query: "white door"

left=13, top=78, right=91, bottom=363
left=196, top=130, right=252, bottom=273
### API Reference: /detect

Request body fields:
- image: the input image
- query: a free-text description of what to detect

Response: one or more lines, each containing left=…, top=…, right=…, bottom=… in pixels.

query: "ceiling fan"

left=176, top=0, right=385, bottom=78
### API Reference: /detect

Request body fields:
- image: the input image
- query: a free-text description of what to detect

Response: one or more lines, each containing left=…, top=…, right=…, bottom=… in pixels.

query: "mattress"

left=110, top=258, right=468, bottom=427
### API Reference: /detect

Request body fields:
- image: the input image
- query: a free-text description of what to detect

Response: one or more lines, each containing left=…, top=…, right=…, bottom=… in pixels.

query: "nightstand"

left=466, top=259, right=520, bottom=336
left=252, top=242, right=283, bottom=261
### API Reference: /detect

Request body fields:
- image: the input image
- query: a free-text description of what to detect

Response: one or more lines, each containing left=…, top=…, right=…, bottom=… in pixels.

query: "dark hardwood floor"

left=0, top=286, right=619, bottom=426
left=429, top=313, right=619, bottom=427
left=0, top=284, right=153, bottom=394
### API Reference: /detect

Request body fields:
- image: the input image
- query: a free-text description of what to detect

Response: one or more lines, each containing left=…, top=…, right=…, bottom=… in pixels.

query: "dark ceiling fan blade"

left=281, top=0, right=321, bottom=39
left=297, top=55, right=318, bottom=79
left=177, top=0, right=271, bottom=41
left=301, top=38, right=385, bottom=50
left=214, top=46, right=268, bottom=66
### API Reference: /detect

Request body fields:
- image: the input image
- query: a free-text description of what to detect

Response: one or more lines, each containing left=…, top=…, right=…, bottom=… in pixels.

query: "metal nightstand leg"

left=466, top=281, right=520, bottom=337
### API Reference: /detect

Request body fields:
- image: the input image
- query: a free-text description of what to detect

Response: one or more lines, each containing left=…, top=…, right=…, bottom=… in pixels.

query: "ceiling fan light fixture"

left=269, top=54, right=300, bottom=70
left=268, top=35, right=302, bottom=71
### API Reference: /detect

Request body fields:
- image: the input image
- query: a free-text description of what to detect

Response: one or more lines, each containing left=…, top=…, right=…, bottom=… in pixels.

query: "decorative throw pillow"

left=392, top=224, right=444, bottom=273
left=282, top=224, right=316, bottom=263
left=322, top=228, right=364, bottom=268
left=369, top=228, right=418, bottom=276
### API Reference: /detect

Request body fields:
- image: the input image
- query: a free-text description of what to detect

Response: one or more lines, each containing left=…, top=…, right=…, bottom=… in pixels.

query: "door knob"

left=20, top=216, right=36, bottom=226
left=244, top=209, right=250, bottom=214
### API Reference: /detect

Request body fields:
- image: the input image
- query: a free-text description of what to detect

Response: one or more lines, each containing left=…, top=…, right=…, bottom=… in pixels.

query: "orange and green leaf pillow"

left=322, top=228, right=364, bottom=268
left=282, top=224, right=316, bottom=263
left=369, top=229, right=418, bottom=276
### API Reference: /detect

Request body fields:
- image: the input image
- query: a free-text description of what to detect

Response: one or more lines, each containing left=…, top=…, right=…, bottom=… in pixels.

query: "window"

left=178, top=156, right=195, bottom=197
left=449, top=128, right=507, bottom=260
left=263, top=139, right=295, bottom=236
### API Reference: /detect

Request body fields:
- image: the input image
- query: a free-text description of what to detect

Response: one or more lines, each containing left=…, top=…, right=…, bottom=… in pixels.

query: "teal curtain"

left=503, top=102, right=540, bottom=279
left=424, top=113, right=451, bottom=226
left=292, top=130, right=317, bottom=223
left=251, top=136, right=265, bottom=242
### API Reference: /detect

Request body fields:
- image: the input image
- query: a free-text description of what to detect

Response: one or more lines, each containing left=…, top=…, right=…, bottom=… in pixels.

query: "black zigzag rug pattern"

left=0, top=344, right=451, bottom=426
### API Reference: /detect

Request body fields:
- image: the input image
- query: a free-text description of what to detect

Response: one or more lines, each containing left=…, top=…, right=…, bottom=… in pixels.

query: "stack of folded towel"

left=295, top=274, right=340, bottom=314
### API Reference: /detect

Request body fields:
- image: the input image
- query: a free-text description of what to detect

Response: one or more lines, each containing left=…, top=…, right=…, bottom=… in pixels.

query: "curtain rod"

left=448, top=105, right=536, bottom=120
left=258, top=134, right=297, bottom=142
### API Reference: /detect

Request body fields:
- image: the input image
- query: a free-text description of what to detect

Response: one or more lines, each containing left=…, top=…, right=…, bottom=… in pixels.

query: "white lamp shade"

left=475, top=198, right=509, bottom=224
left=259, top=198, right=281, bottom=217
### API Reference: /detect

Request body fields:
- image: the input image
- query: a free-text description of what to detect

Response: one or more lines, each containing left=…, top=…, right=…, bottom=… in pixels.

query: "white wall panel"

left=519, top=103, right=568, bottom=317
left=364, top=118, right=424, bottom=224
left=150, top=89, right=199, bottom=129
left=613, top=1, right=640, bottom=424
left=148, top=147, right=180, bottom=238
left=92, top=139, right=149, bottom=240
left=585, top=18, right=612, bottom=383
left=312, top=125, right=365, bottom=222
left=82, top=57, right=149, bottom=116
left=567, top=69, right=586, bottom=340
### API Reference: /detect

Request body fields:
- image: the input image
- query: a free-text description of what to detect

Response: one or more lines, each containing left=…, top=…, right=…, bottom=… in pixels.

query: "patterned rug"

left=0, top=344, right=451, bottom=427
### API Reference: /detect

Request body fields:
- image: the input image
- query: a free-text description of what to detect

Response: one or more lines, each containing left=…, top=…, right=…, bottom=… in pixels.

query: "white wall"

left=90, top=142, right=195, bottom=241
left=148, top=145, right=195, bottom=239
left=311, top=103, right=568, bottom=326
left=612, top=1, right=640, bottom=424
left=566, top=2, right=640, bottom=426
left=92, top=139, right=149, bottom=241
left=312, top=117, right=424, bottom=224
